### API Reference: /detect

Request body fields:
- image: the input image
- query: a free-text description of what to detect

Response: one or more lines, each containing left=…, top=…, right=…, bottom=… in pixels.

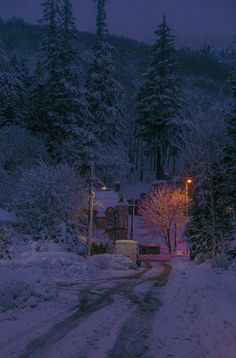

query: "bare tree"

left=140, top=186, right=187, bottom=253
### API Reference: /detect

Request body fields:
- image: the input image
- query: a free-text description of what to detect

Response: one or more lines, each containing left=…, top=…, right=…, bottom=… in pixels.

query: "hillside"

left=0, top=17, right=233, bottom=180
left=0, top=18, right=233, bottom=95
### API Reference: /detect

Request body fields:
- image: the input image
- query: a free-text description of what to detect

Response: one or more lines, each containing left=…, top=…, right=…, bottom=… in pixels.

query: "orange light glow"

left=187, top=179, right=192, bottom=184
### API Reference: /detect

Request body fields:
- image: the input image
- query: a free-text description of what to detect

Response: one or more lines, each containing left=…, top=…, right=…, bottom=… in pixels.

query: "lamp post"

left=87, top=161, right=95, bottom=257
left=185, top=179, right=192, bottom=217
left=185, top=179, right=192, bottom=256
left=130, top=197, right=135, bottom=240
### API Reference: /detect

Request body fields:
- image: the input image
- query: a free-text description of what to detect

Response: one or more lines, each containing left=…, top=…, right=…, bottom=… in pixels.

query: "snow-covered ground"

left=149, top=258, right=236, bottom=358
left=1, top=236, right=236, bottom=358
left=0, top=238, right=138, bottom=357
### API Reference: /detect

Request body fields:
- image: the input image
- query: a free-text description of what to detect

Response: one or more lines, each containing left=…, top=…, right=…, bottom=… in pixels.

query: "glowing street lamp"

left=185, top=179, right=192, bottom=217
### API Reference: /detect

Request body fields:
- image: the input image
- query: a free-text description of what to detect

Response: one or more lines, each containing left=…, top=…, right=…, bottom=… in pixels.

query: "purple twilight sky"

left=0, top=0, right=235, bottom=43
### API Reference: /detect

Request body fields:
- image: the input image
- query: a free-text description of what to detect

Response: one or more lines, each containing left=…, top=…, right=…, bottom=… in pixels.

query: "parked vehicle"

left=115, top=240, right=139, bottom=261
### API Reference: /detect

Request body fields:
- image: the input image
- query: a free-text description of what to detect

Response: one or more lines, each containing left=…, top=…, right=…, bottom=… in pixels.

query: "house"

left=94, top=184, right=129, bottom=242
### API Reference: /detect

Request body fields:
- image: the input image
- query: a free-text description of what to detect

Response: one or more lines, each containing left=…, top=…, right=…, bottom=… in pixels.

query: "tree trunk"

left=166, top=230, right=172, bottom=254
left=156, top=146, right=165, bottom=180
left=172, top=152, right=176, bottom=175
left=210, top=187, right=217, bottom=259
left=140, top=146, right=144, bottom=182
left=174, top=223, right=177, bottom=251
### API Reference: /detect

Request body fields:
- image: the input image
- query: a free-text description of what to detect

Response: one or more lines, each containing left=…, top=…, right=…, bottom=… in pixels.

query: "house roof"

left=123, top=182, right=150, bottom=200
left=95, top=190, right=128, bottom=217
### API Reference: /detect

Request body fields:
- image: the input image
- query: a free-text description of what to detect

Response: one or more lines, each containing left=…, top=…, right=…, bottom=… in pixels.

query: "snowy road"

left=2, top=259, right=236, bottom=358
left=18, top=263, right=171, bottom=358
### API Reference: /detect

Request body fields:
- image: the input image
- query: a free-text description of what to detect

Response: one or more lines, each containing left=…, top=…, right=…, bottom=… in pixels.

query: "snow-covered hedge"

left=90, top=254, right=136, bottom=270
left=0, top=167, right=14, bottom=207
left=14, top=252, right=99, bottom=281
left=0, top=244, right=100, bottom=312
left=11, top=162, right=88, bottom=254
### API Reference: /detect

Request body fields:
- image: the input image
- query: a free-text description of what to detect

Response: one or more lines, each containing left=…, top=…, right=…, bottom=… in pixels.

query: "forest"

left=0, top=0, right=235, bottom=258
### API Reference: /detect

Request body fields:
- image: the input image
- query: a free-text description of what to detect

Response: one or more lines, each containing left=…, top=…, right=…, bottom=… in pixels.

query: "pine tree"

left=9, top=55, right=30, bottom=126
left=135, top=16, right=183, bottom=180
left=223, top=73, right=236, bottom=212
left=0, top=46, right=28, bottom=128
left=29, top=0, right=88, bottom=161
left=40, top=0, right=60, bottom=80
left=36, top=0, right=64, bottom=154
left=85, top=0, right=123, bottom=148
left=57, top=0, right=88, bottom=135
left=185, top=162, right=233, bottom=259
left=55, top=0, right=92, bottom=166
left=27, top=59, right=49, bottom=135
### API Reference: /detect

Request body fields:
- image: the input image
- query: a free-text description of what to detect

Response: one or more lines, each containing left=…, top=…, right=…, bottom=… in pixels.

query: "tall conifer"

left=136, top=16, right=183, bottom=179
left=85, top=0, right=123, bottom=147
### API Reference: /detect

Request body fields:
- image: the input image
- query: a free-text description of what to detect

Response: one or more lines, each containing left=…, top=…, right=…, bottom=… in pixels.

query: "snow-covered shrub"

left=0, top=126, right=48, bottom=172
left=0, top=226, right=16, bottom=259
left=229, top=258, right=236, bottom=271
left=194, top=253, right=207, bottom=265
left=12, top=162, right=88, bottom=254
left=92, top=229, right=115, bottom=254
left=212, top=255, right=230, bottom=269
left=30, top=252, right=99, bottom=280
left=0, top=167, right=14, bottom=206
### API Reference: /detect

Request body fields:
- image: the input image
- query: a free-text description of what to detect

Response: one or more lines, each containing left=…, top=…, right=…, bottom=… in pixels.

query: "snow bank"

left=0, top=240, right=101, bottom=314
left=2, top=238, right=100, bottom=279
left=90, top=254, right=136, bottom=270
left=0, top=266, right=56, bottom=313
left=0, top=242, right=137, bottom=317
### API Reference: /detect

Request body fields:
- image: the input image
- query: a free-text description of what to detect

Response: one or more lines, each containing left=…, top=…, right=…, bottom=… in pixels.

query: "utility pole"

left=130, top=197, right=135, bottom=240
left=88, top=161, right=95, bottom=256
left=185, top=178, right=192, bottom=256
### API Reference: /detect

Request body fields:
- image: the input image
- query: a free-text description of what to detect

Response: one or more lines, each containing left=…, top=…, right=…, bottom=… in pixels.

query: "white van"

left=115, top=240, right=139, bottom=261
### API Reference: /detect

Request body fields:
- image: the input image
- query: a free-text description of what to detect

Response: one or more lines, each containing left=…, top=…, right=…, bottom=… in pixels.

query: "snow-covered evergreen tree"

left=40, top=0, right=61, bottom=80
left=27, top=59, right=49, bottom=136
left=35, top=0, right=64, bottom=154
left=223, top=72, right=236, bottom=211
left=185, top=162, right=233, bottom=259
left=85, top=0, right=123, bottom=147
left=135, top=16, right=183, bottom=179
left=0, top=46, right=28, bottom=128
left=29, top=0, right=88, bottom=162
left=56, top=0, right=90, bottom=156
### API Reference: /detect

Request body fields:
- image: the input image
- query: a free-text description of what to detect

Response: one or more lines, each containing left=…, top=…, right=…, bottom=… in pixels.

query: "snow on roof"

left=123, top=182, right=150, bottom=200
left=95, top=190, right=128, bottom=217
